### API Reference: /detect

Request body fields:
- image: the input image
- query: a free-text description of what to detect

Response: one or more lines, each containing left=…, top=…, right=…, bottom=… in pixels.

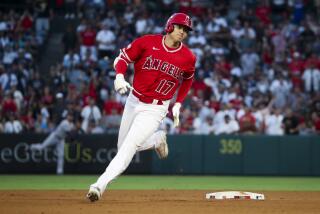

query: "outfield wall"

left=0, top=134, right=319, bottom=175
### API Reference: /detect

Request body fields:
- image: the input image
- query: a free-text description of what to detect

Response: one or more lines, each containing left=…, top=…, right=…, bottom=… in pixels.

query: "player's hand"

left=114, top=74, right=132, bottom=94
left=172, top=102, right=181, bottom=128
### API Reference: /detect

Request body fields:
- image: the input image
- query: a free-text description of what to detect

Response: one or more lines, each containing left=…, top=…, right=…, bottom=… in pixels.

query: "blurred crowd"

left=0, top=0, right=320, bottom=135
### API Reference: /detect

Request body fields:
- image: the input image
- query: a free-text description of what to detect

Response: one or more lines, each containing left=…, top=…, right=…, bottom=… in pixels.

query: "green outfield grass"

left=0, top=175, right=320, bottom=191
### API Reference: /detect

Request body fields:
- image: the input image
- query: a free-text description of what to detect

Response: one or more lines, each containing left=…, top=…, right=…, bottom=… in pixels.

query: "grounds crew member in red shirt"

left=87, top=12, right=196, bottom=202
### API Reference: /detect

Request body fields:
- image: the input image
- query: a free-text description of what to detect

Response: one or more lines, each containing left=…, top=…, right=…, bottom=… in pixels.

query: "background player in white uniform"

left=87, top=13, right=196, bottom=202
left=30, top=113, right=75, bottom=175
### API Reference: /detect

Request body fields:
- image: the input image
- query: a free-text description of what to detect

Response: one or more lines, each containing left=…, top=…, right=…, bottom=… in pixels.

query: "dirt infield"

left=1, top=190, right=320, bottom=214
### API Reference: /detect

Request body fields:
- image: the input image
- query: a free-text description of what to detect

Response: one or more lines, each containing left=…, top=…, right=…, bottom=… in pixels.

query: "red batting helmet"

left=165, top=13, right=193, bottom=33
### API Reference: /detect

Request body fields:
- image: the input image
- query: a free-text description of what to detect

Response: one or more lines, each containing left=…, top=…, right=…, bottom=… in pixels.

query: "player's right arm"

left=113, top=36, right=146, bottom=75
left=113, top=36, right=147, bottom=94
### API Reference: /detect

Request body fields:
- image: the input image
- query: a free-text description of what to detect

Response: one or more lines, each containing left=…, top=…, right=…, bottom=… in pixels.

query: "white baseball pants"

left=91, top=92, right=169, bottom=194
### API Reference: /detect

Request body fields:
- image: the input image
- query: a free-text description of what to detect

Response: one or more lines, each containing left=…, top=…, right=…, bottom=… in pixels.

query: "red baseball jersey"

left=117, top=34, right=196, bottom=101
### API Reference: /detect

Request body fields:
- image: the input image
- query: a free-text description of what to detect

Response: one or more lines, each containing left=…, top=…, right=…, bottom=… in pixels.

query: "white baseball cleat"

left=155, top=131, right=168, bottom=159
left=86, top=186, right=101, bottom=202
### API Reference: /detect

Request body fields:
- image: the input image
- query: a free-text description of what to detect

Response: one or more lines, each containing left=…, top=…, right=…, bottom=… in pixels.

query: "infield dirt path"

left=0, top=190, right=319, bottom=214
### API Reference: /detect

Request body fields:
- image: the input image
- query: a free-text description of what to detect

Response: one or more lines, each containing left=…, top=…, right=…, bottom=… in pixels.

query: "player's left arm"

left=172, top=54, right=196, bottom=127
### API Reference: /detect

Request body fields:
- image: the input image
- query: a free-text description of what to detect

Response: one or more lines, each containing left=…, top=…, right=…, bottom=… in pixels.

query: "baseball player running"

left=30, top=112, right=75, bottom=175
left=87, top=12, right=196, bottom=202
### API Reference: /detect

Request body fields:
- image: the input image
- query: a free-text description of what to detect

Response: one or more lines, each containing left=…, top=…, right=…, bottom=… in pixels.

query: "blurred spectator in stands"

left=21, top=109, right=35, bottom=132
left=79, top=24, right=97, bottom=60
left=67, top=64, right=86, bottom=90
left=311, top=111, right=320, bottom=134
left=2, top=45, right=18, bottom=67
left=0, top=13, right=9, bottom=32
left=103, top=93, right=122, bottom=116
left=0, top=120, right=3, bottom=133
left=62, top=99, right=80, bottom=120
left=18, top=10, right=33, bottom=32
left=0, top=69, right=17, bottom=93
left=64, top=0, right=77, bottom=19
left=135, top=13, right=150, bottom=35
left=302, top=62, right=320, bottom=93
left=230, top=19, right=245, bottom=41
left=29, top=72, right=44, bottom=91
left=210, top=42, right=226, bottom=62
left=101, top=108, right=121, bottom=134
left=214, top=103, right=236, bottom=126
left=240, top=48, right=260, bottom=76
left=271, top=0, right=287, bottom=16
left=0, top=31, right=10, bottom=49
left=189, top=30, right=206, bottom=46
left=282, top=108, right=300, bottom=135
left=81, top=96, right=101, bottom=133
left=237, top=30, right=255, bottom=53
left=193, top=115, right=215, bottom=135
left=198, top=100, right=215, bottom=121
left=204, top=74, right=231, bottom=101
left=298, top=119, right=314, bottom=135
left=34, top=0, right=51, bottom=38
left=34, top=112, right=49, bottom=133
left=1, top=92, right=17, bottom=116
left=288, top=51, right=305, bottom=89
left=230, top=61, right=242, bottom=78
left=299, top=21, right=316, bottom=55
left=215, top=55, right=231, bottom=79
left=12, top=85, right=23, bottom=112
left=62, top=25, right=78, bottom=54
left=271, top=27, right=286, bottom=63
left=73, top=116, right=85, bottom=134
left=41, top=86, right=54, bottom=106
left=87, top=119, right=104, bottom=134
left=214, top=114, right=239, bottom=135
left=24, top=85, right=36, bottom=112
left=82, top=48, right=97, bottom=69
left=190, top=43, right=204, bottom=69
left=256, top=74, right=269, bottom=94
left=52, top=92, right=66, bottom=123
left=178, top=107, right=195, bottom=134
left=269, top=74, right=292, bottom=109
left=255, top=0, right=271, bottom=26
left=76, top=18, right=88, bottom=34
left=3, top=113, right=23, bottom=133
left=309, top=91, right=320, bottom=114
left=40, top=102, right=50, bottom=125
left=63, top=49, right=80, bottom=70
left=264, top=108, right=284, bottom=135
left=291, top=0, right=305, bottom=25
left=287, top=86, right=309, bottom=113
left=238, top=106, right=256, bottom=134
left=96, top=24, right=116, bottom=59
left=192, top=72, right=210, bottom=98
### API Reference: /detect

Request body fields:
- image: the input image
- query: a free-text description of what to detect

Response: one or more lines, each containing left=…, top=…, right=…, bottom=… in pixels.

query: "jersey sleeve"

left=121, top=36, right=145, bottom=62
left=176, top=53, right=197, bottom=103
left=113, top=36, right=146, bottom=75
left=182, top=53, right=196, bottom=79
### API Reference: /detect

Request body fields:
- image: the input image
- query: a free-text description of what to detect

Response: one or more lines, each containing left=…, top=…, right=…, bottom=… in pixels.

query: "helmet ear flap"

left=167, top=24, right=174, bottom=33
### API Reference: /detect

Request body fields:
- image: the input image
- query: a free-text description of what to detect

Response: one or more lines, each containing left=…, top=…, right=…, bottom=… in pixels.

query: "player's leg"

left=88, top=103, right=167, bottom=201
left=117, top=93, right=139, bottom=149
left=56, top=140, right=65, bottom=175
left=137, top=130, right=168, bottom=159
left=30, top=133, right=58, bottom=151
